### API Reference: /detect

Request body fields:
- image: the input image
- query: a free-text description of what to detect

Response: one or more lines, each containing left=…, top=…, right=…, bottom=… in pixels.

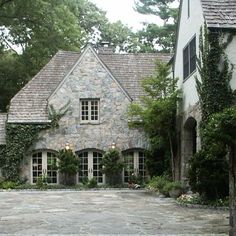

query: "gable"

left=174, top=0, right=205, bottom=110
left=7, top=46, right=171, bottom=123
left=174, top=0, right=204, bottom=82
left=48, top=46, right=133, bottom=113
left=49, top=46, right=132, bottom=103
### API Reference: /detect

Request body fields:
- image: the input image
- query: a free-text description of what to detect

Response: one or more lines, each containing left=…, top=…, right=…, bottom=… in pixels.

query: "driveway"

left=0, top=190, right=228, bottom=235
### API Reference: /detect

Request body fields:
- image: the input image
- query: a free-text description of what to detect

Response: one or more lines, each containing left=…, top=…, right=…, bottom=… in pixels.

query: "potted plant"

left=101, top=149, right=124, bottom=186
left=164, top=181, right=183, bottom=198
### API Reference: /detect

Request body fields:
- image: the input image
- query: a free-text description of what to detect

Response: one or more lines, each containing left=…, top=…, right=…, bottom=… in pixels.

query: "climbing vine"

left=196, top=24, right=234, bottom=124
left=0, top=103, right=70, bottom=181
left=189, top=25, right=235, bottom=200
left=2, top=124, right=49, bottom=181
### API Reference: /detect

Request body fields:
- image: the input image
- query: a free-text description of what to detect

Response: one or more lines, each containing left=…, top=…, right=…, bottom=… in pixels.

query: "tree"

left=134, top=0, right=179, bottom=52
left=57, top=149, right=79, bottom=185
left=101, top=149, right=124, bottom=185
left=0, top=0, right=135, bottom=111
left=128, top=60, right=179, bottom=179
left=0, top=52, right=27, bottom=111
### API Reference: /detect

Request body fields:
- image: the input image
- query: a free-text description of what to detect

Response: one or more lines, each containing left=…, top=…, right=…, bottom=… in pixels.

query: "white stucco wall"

left=226, top=36, right=236, bottom=90
left=174, top=0, right=205, bottom=112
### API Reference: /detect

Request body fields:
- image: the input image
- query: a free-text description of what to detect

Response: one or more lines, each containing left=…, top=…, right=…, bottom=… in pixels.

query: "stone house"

left=0, top=45, right=171, bottom=184
left=174, top=0, right=236, bottom=182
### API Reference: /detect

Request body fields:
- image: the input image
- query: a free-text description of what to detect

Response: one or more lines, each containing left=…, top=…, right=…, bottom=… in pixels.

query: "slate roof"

left=100, top=53, right=170, bottom=101
left=0, top=114, right=7, bottom=145
left=8, top=47, right=171, bottom=123
left=8, top=51, right=81, bottom=123
left=201, top=0, right=236, bottom=29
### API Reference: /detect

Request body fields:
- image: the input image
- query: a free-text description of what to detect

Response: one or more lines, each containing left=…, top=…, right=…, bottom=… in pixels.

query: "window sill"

left=80, top=122, right=100, bottom=125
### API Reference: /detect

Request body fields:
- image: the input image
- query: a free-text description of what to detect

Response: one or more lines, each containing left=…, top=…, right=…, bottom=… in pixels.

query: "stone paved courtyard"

left=0, top=190, right=229, bottom=235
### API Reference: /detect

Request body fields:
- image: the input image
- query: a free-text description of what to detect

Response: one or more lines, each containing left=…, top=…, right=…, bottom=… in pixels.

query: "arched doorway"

left=182, top=117, right=197, bottom=182
left=31, top=150, right=58, bottom=184
left=76, top=149, right=104, bottom=184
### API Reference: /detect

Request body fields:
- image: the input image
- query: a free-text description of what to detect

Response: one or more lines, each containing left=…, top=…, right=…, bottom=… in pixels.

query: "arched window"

left=122, top=149, right=147, bottom=183
left=32, top=150, right=58, bottom=184
left=77, top=149, right=104, bottom=184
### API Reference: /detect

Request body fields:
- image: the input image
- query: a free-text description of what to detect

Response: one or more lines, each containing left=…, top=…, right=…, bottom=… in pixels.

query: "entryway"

left=77, top=150, right=104, bottom=184
left=123, top=150, right=146, bottom=183
left=31, top=151, right=58, bottom=184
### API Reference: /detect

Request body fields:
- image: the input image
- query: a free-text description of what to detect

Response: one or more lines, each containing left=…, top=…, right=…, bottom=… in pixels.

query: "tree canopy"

left=128, top=60, right=179, bottom=178
left=134, top=0, right=179, bottom=52
left=0, top=0, right=134, bottom=111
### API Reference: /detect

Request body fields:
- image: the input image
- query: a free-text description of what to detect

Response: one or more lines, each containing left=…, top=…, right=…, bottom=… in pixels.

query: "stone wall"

left=21, top=47, right=148, bottom=181
left=178, top=103, right=201, bottom=183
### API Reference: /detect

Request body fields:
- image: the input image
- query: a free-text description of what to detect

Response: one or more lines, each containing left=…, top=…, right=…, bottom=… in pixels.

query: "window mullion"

left=88, top=101, right=91, bottom=122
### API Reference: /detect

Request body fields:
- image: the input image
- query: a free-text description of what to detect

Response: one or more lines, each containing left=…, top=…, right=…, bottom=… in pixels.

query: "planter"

left=169, top=188, right=182, bottom=198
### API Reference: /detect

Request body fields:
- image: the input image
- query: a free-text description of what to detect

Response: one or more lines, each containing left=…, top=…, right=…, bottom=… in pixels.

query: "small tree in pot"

left=57, top=149, right=79, bottom=185
left=101, top=149, right=124, bottom=186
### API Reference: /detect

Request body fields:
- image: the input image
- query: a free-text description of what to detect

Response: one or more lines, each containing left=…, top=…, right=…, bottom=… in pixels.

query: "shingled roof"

left=100, top=53, right=170, bottom=101
left=201, top=0, right=236, bottom=29
left=8, top=46, right=171, bottom=123
left=0, top=114, right=7, bottom=145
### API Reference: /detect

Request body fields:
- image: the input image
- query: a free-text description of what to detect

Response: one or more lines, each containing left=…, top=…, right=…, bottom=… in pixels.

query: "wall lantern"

left=111, top=142, right=116, bottom=149
left=65, top=142, right=70, bottom=150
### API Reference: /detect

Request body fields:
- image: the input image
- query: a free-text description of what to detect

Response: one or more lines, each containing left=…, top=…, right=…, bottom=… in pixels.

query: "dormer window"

left=80, top=99, right=100, bottom=123
left=183, top=36, right=196, bottom=80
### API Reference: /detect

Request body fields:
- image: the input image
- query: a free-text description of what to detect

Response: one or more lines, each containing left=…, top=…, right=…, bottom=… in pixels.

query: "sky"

left=89, top=0, right=161, bottom=31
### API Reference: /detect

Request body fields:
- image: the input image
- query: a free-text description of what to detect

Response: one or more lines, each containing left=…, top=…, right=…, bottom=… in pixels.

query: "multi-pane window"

left=32, top=152, right=42, bottom=184
left=77, top=151, right=103, bottom=184
left=47, top=152, right=57, bottom=184
left=123, top=150, right=148, bottom=183
left=78, top=152, right=88, bottom=183
left=183, top=36, right=196, bottom=80
left=80, top=99, right=99, bottom=123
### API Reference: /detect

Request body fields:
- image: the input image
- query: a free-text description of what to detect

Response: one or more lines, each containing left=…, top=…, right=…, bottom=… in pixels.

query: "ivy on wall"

left=189, top=24, right=235, bottom=200
left=0, top=103, right=69, bottom=181
left=196, top=24, right=234, bottom=124
left=1, top=124, right=48, bottom=181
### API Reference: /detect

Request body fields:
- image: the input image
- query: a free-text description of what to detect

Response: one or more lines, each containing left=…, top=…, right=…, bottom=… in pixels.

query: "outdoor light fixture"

left=111, top=142, right=116, bottom=149
left=65, top=142, right=70, bottom=150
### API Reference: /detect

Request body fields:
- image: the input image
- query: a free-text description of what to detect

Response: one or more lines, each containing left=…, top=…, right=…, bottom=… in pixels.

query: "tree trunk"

left=168, top=132, right=175, bottom=181
left=229, top=145, right=236, bottom=236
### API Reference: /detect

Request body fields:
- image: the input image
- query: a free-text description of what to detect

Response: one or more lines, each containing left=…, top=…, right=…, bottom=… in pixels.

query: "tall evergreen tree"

left=134, top=0, right=179, bottom=52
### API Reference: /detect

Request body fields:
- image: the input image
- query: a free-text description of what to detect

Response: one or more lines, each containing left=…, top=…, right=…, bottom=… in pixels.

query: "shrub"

left=163, top=181, right=182, bottom=192
left=57, top=149, right=79, bottom=185
left=87, top=178, right=97, bottom=188
left=147, top=175, right=171, bottom=195
left=1, top=181, right=17, bottom=189
left=101, top=149, right=124, bottom=185
left=36, top=175, right=48, bottom=189
left=189, top=149, right=229, bottom=200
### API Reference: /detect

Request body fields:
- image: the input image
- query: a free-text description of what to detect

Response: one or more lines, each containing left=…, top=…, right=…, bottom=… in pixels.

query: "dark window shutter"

left=190, top=37, right=196, bottom=74
left=183, top=46, right=189, bottom=79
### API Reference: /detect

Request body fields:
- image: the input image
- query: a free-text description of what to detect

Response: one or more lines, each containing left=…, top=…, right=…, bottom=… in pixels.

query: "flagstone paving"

left=0, top=190, right=228, bottom=235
